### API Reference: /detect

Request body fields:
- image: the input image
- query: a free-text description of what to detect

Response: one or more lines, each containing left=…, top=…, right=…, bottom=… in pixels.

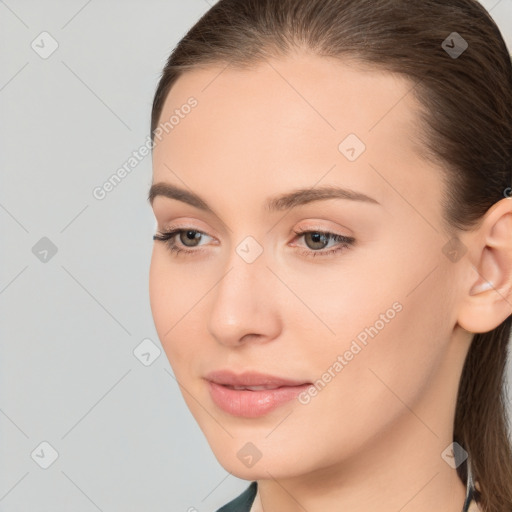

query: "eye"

left=291, top=229, right=355, bottom=258
left=152, top=228, right=212, bottom=256
left=152, top=227, right=355, bottom=259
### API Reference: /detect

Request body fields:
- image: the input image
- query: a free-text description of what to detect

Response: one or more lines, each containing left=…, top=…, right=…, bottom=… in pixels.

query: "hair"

left=150, top=1, right=512, bottom=510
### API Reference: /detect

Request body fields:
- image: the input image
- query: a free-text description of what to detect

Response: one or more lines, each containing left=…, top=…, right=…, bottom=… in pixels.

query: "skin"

left=148, top=52, right=512, bottom=512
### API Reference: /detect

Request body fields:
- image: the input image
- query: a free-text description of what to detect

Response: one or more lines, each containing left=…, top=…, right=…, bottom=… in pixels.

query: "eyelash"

left=153, top=227, right=355, bottom=259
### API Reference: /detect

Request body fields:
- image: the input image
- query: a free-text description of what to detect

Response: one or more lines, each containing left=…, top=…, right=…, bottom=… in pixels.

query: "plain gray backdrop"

left=1, top=1, right=511, bottom=510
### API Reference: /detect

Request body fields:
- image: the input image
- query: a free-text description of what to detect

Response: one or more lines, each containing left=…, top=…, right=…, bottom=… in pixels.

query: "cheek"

left=148, top=249, right=171, bottom=334
left=297, top=249, right=453, bottom=442
left=149, top=250, right=189, bottom=361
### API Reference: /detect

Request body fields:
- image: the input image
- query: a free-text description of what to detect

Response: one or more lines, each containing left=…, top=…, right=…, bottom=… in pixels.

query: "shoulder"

left=215, top=481, right=258, bottom=512
left=216, top=481, right=485, bottom=512
left=468, top=499, right=484, bottom=512
left=468, top=501, right=483, bottom=512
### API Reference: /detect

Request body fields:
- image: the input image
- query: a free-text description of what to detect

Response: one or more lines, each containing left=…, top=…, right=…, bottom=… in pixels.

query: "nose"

left=206, top=245, right=282, bottom=347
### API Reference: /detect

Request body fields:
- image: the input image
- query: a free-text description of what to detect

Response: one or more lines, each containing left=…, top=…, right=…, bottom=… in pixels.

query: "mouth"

left=204, top=370, right=313, bottom=418
left=205, top=369, right=311, bottom=387
left=222, top=384, right=288, bottom=391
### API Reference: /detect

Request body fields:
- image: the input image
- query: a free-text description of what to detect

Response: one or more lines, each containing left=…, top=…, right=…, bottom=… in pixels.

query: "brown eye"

left=303, top=232, right=331, bottom=250
left=179, top=230, right=203, bottom=247
left=292, top=229, right=356, bottom=259
left=153, top=228, right=213, bottom=256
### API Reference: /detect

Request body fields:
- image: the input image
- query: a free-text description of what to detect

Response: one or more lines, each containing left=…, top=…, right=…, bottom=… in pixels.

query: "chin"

left=205, top=434, right=311, bottom=481
left=213, top=454, right=288, bottom=481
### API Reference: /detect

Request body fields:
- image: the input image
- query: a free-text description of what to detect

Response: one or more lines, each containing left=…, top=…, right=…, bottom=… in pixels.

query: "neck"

left=256, top=428, right=467, bottom=512
left=255, top=331, right=471, bottom=512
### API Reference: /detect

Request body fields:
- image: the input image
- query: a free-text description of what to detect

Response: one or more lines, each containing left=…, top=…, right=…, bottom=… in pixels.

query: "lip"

left=205, top=370, right=310, bottom=388
left=205, top=370, right=312, bottom=418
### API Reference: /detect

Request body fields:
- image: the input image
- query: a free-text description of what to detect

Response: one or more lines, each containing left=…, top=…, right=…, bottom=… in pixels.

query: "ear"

left=456, top=197, right=512, bottom=334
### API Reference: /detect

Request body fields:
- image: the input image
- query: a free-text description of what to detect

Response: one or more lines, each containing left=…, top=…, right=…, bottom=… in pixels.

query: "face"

left=148, top=53, right=464, bottom=481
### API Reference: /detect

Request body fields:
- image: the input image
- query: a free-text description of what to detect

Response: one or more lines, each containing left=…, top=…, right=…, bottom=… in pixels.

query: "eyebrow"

left=147, top=182, right=380, bottom=213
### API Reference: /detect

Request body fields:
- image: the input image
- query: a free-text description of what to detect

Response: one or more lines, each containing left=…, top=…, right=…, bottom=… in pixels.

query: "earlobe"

left=457, top=198, right=512, bottom=334
left=469, top=279, right=494, bottom=296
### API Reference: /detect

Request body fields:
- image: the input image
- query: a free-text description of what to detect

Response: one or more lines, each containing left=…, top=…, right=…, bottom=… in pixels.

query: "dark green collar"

left=215, top=481, right=257, bottom=512
left=215, top=475, right=477, bottom=511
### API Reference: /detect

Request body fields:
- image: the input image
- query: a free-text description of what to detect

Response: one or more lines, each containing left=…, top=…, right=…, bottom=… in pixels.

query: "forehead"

left=152, top=53, right=433, bottom=211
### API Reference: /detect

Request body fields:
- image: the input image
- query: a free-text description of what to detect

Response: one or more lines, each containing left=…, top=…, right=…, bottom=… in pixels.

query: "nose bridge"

left=206, top=234, right=281, bottom=345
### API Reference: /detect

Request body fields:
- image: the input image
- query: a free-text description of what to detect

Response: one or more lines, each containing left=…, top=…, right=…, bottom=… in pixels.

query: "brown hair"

left=150, top=1, right=512, bottom=510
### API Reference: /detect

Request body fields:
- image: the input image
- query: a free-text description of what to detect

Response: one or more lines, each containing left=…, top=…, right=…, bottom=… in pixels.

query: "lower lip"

left=207, top=380, right=312, bottom=418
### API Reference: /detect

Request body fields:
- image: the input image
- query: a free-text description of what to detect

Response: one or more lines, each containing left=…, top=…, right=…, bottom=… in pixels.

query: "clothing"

left=216, top=481, right=257, bottom=512
left=215, top=476, right=481, bottom=512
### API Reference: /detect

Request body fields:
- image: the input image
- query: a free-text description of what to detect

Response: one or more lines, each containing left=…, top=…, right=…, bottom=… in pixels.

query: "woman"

left=147, top=1, right=512, bottom=510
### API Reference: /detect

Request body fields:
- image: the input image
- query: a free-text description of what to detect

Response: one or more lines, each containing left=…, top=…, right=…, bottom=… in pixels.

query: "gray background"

left=1, top=1, right=511, bottom=510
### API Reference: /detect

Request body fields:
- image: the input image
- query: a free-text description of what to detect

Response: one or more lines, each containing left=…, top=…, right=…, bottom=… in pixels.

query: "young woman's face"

left=149, top=53, right=468, bottom=480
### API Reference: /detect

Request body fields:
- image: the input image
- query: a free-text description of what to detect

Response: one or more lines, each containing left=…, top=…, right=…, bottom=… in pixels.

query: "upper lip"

left=205, top=370, right=311, bottom=388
